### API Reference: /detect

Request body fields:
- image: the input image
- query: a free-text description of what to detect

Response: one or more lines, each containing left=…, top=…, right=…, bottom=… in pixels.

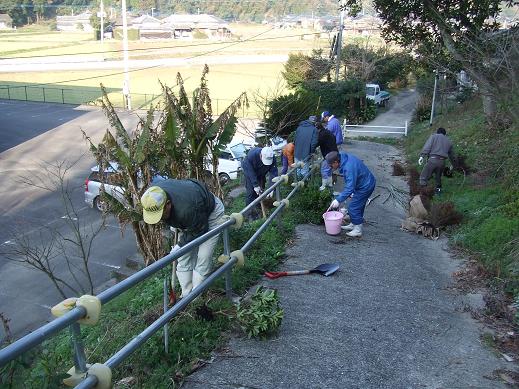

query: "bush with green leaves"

left=282, top=50, right=331, bottom=89
left=264, top=90, right=318, bottom=137
left=300, top=79, right=376, bottom=123
left=237, top=286, right=284, bottom=339
left=290, top=178, right=333, bottom=225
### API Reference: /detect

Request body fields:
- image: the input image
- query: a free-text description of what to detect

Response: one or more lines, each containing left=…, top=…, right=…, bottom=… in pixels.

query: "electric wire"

left=0, top=26, right=279, bottom=89
left=0, top=31, right=328, bottom=61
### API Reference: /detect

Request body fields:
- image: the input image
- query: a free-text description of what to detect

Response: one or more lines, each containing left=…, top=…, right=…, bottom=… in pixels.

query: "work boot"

left=346, top=224, right=363, bottom=237
left=176, top=270, right=193, bottom=297
left=319, top=177, right=332, bottom=191
left=341, top=222, right=355, bottom=231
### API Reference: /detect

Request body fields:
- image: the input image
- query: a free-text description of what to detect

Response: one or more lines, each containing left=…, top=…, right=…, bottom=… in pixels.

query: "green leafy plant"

left=237, top=286, right=284, bottom=339
left=290, top=179, right=333, bottom=225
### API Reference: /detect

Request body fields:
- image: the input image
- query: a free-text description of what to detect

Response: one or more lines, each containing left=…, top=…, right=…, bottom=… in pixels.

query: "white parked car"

left=84, top=162, right=127, bottom=212
left=206, top=144, right=248, bottom=185
left=254, top=129, right=287, bottom=156
left=85, top=147, right=245, bottom=211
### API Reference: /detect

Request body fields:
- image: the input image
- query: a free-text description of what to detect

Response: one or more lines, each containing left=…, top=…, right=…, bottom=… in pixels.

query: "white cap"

left=260, top=147, right=274, bottom=166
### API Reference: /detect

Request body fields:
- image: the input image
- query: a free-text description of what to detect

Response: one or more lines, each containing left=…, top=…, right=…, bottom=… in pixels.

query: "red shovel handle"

left=264, top=270, right=311, bottom=279
left=264, top=271, right=287, bottom=279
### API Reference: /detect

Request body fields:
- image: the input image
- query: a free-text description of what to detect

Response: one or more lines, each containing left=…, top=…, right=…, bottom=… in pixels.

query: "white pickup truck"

left=366, top=83, right=391, bottom=106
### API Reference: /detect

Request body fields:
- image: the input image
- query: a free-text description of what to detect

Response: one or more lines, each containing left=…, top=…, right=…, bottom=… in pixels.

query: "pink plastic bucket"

left=322, top=211, right=343, bottom=235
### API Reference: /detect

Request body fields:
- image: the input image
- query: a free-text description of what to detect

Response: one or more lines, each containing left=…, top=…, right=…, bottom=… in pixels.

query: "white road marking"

left=91, top=261, right=120, bottom=269
left=61, top=215, right=78, bottom=221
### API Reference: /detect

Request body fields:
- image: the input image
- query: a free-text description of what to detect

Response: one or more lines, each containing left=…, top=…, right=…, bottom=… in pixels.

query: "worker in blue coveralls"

left=241, top=146, right=278, bottom=220
left=321, top=111, right=343, bottom=148
left=326, top=151, right=376, bottom=237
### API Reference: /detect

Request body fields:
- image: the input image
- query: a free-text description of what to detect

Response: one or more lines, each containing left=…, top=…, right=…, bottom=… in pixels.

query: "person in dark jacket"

left=326, top=151, right=376, bottom=237
left=322, top=111, right=343, bottom=147
left=316, top=119, right=338, bottom=190
left=294, top=116, right=318, bottom=177
left=241, top=146, right=278, bottom=219
left=141, top=179, right=225, bottom=297
left=418, top=127, right=455, bottom=194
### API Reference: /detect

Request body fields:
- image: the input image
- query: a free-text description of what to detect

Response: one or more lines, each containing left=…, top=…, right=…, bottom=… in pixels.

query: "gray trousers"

left=419, top=157, right=445, bottom=188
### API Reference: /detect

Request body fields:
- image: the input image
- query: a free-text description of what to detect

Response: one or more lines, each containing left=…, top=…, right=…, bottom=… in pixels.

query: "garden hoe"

left=264, top=263, right=340, bottom=279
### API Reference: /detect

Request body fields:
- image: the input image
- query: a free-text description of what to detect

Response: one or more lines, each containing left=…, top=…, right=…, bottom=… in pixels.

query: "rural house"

left=0, top=14, right=12, bottom=29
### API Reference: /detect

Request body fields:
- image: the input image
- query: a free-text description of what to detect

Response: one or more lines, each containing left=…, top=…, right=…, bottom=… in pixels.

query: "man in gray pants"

left=418, top=127, right=455, bottom=194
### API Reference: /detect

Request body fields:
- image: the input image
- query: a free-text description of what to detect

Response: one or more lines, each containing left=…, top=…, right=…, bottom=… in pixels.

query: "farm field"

left=0, top=22, right=384, bottom=113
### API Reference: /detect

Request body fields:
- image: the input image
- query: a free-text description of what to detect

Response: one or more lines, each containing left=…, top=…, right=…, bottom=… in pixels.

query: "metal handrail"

left=0, top=152, right=320, bottom=389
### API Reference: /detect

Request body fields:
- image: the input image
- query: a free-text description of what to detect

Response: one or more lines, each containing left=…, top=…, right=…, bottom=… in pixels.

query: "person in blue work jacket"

left=326, top=151, right=376, bottom=237
left=241, top=146, right=278, bottom=220
left=322, top=111, right=344, bottom=148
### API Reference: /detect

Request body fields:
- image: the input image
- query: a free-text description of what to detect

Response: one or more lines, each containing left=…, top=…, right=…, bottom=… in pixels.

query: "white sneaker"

left=346, top=224, right=363, bottom=237
left=341, top=223, right=355, bottom=231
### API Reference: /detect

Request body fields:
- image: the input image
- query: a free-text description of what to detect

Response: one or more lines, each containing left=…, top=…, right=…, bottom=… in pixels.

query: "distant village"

left=0, top=11, right=517, bottom=41
left=54, top=12, right=387, bottom=41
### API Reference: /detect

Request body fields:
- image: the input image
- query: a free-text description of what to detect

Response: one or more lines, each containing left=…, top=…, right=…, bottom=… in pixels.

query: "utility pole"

left=100, top=0, right=104, bottom=45
left=429, top=69, right=438, bottom=126
left=335, top=0, right=346, bottom=83
left=122, top=0, right=131, bottom=110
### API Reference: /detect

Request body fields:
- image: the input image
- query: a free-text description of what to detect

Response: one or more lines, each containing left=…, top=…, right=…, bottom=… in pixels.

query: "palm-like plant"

left=83, top=66, right=248, bottom=264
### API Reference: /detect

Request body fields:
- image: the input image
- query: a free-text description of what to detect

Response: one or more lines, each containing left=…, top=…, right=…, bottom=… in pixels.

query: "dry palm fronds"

left=380, top=184, right=409, bottom=209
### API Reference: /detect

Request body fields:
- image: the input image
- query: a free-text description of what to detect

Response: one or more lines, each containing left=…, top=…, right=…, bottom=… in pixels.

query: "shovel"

left=264, top=263, right=340, bottom=279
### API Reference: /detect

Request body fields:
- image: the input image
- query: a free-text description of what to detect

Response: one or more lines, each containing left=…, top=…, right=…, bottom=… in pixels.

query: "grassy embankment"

left=405, top=98, right=519, bottom=289
left=2, top=179, right=331, bottom=388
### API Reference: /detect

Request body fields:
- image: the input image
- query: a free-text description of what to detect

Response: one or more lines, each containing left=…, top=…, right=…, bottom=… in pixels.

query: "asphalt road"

left=0, top=100, right=142, bottom=338
left=183, top=140, right=513, bottom=389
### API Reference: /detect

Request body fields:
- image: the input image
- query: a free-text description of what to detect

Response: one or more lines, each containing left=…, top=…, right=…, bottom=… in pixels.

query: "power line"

left=0, top=31, right=327, bottom=61
left=0, top=26, right=278, bottom=89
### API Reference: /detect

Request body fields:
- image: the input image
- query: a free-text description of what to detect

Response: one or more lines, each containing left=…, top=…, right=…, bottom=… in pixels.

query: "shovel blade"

left=311, top=263, right=340, bottom=276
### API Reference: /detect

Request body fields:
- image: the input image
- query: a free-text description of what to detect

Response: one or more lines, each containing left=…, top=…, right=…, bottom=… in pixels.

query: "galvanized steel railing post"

left=69, top=323, right=87, bottom=374
left=163, top=279, right=169, bottom=353
left=223, top=228, right=233, bottom=300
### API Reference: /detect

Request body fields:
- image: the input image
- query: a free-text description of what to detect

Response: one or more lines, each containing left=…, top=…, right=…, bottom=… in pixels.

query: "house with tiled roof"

left=56, top=11, right=94, bottom=32
left=0, top=13, right=13, bottom=29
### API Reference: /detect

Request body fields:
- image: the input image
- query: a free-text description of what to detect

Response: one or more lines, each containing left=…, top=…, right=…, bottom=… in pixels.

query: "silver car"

left=84, top=163, right=127, bottom=212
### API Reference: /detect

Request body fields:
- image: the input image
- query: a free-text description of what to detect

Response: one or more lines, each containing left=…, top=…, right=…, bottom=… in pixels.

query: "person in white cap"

left=140, top=179, right=225, bottom=297
left=241, top=146, right=278, bottom=220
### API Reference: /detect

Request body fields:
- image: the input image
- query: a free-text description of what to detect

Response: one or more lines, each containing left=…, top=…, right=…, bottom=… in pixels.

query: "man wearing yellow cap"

left=140, top=179, right=225, bottom=297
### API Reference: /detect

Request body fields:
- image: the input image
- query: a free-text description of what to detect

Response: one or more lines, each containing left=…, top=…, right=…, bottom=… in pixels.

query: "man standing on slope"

left=294, top=116, right=318, bottom=178
left=322, top=111, right=344, bottom=148
left=418, top=127, right=456, bottom=195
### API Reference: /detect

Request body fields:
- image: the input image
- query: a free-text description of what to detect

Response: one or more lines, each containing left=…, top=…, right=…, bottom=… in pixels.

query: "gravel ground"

left=182, top=140, right=513, bottom=389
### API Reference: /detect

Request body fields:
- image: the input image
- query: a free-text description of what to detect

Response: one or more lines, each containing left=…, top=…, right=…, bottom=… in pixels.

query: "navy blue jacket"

left=294, top=120, right=318, bottom=161
left=241, top=147, right=278, bottom=187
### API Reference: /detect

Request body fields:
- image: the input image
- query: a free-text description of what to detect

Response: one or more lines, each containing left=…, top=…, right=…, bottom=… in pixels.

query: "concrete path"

left=182, top=140, right=512, bottom=389
left=345, top=89, right=418, bottom=139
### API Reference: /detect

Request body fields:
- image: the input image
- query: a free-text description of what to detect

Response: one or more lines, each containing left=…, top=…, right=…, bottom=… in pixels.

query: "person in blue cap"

left=322, top=111, right=343, bottom=147
left=326, top=151, right=376, bottom=237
